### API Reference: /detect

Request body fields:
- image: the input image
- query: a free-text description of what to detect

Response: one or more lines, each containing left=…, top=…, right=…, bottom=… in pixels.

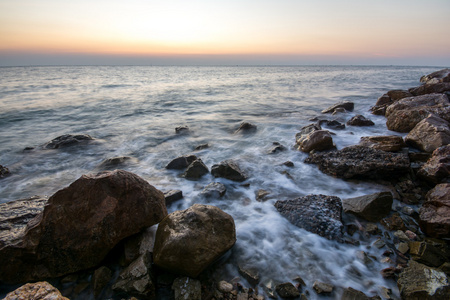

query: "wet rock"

left=305, top=145, right=410, bottom=180
left=274, top=194, right=344, bottom=242
left=4, top=281, right=69, bottom=300
left=419, top=183, right=450, bottom=239
left=417, top=145, right=450, bottom=184
left=346, top=115, right=375, bottom=126
left=356, top=250, right=373, bottom=265
left=175, top=126, right=190, bottom=134
left=397, top=242, right=410, bottom=254
left=322, top=101, right=354, bottom=114
left=299, top=123, right=321, bottom=136
left=164, top=190, right=183, bottom=205
left=318, top=119, right=346, bottom=130
left=409, top=241, right=447, bottom=268
left=409, top=82, right=450, bottom=96
left=235, top=122, right=257, bottom=134
left=359, top=135, right=406, bottom=152
left=397, top=260, right=450, bottom=300
left=211, top=160, right=248, bottom=182
left=183, top=159, right=209, bottom=179
left=268, top=142, right=287, bottom=154
left=201, top=182, right=227, bottom=198
left=166, top=155, right=197, bottom=169
left=381, top=213, right=406, bottom=231
left=283, top=161, right=294, bottom=167
left=341, top=287, right=381, bottom=300
left=405, top=114, right=450, bottom=153
left=218, top=281, right=233, bottom=293
left=238, top=266, right=260, bottom=286
left=0, top=170, right=167, bottom=283
left=370, top=105, right=388, bottom=116
left=0, top=165, right=10, bottom=178
left=312, top=281, right=334, bottom=294
left=194, top=143, right=209, bottom=151
left=366, top=223, right=381, bottom=235
left=98, top=156, right=136, bottom=169
left=296, top=129, right=334, bottom=153
left=376, top=94, right=393, bottom=106
left=42, top=134, right=94, bottom=149
left=93, top=266, right=112, bottom=297
left=342, top=191, right=393, bottom=222
left=153, top=204, right=236, bottom=278
left=275, top=282, right=300, bottom=298
left=333, top=107, right=347, bottom=114
left=256, top=189, right=271, bottom=202
left=172, top=277, right=201, bottom=300
left=420, top=69, right=450, bottom=84
left=388, top=89, right=414, bottom=101
left=381, top=267, right=401, bottom=280
left=373, top=238, right=386, bottom=249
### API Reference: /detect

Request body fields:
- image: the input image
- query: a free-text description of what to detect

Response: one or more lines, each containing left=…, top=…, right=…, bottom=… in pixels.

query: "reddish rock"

left=405, top=114, right=450, bottom=153
left=4, top=281, right=69, bottom=300
left=417, top=145, right=450, bottom=184
left=359, top=135, right=406, bottom=152
left=419, top=183, right=450, bottom=239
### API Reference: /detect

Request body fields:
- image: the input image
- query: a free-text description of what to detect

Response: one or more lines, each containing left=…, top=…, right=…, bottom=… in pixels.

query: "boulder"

left=166, top=155, right=197, bottom=170
left=420, top=69, right=450, bottom=84
left=211, top=160, right=248, bottom=182
left=164, top=190, right=183, bottom=205
left=304, top=145, right=410, bottom=180
left=318, top=119, right=346, bottom=130
left=234, top=122, right=257, bottom=134
left=93, top=266, right=112, bottom=297
left=201, top=182, right=227, bottom=198
left=0, top=165, right=10, bottom=178
left=346, top=115, right=375, bottom=126
left=274, top=194, right=343, bottom=241
left=321, top=101, right=354, bottom=114
left=417, top=145, right=450, bottom=184
left=409, top=241, right=447, bottom=268
left=172, top=277, right=201, bottom=300
left=419, top=183, right=450, bottom=239
left=0, top=170, right=168, bottom=283
left=42, top=134, right=94, bottom=149
left=3, top=281, right=69, bottom=300
left=153, top=204, right=236, bottom=278
left=359, top=135, right=406, bottom=152
left=183, top=159, right=209, bottom=179
left=405, top=114, right=450, bottom=153
left=341, top=287, right=381, bottom=300
left=342, top=191, right=393, bottom=222
left=312, top=281, right=334, bottom=294
left=387, top=89, right=413, bottom=101
left=375, top=94, right=392, bottom=106
left=409, top=82, right=450, bottom=96
left=397, top=261, right=450, bottom=300
left=275, top=282, right=300, bottom=298
left=296, top=129, right=334, bottom=153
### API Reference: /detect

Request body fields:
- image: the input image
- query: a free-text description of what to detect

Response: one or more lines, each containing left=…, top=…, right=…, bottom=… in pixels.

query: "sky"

left=1, top=0, right=449, bottom=66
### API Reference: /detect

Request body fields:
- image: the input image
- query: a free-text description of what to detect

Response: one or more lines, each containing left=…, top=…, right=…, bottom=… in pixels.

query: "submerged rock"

left=166, top=155, right=197, bottom=169
left=42, top=134, right=94, bottom=149
left=235, top=122, right=257, bottom=134
left=175, top=126, right=190, bottom=134
left=346, top=115, right=375, bottom=126
left=153, top=204, right=236, bottom=278
left=275, top=282, right=300, bottom=298
left=211, top=160, right=248, bottom=182
left=343, top=191, right=393, bottom=222
left=274, top=194, right=343, bottom=241
left=201, top=182, right=227, bottom=198
left=405, top=114, right=450, bottom=153
left=98, top=156, right=136, bottom=169
left=313, top=281, right=334, bottom=294
left=417, top=145, right=450, bottom=184
left=268, top=142, right=287, bottom=154
left=359, top=135, right=406, bottom=152
left=419, top=183, right=450, bottom=239
left=0, top=165, right=10, bottom=178
left=321, top=101, right=354, bottom=114
left=4, top=281, right=69, bottom=300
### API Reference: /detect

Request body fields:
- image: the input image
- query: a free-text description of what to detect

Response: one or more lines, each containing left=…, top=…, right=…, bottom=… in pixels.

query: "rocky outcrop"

left=153, top=204, right=236, bottom=278
left=3, top=281, right=69, bottom=300
left=304, top=145, right=410, bottom=180
left=234, top=122, right=257, bottom=134
left=211, top=160, right=248, bottom=182
left=0, top=170, right=168, bottom=283
left=405, top=114, right=450, bottom=153
left=419, top=183, right=450, bottom=239
left=417, top=145, right=450, bottom=184
left=42, top=134, right=94, bottom=149
left=166, top=155, right=197, bottom=169
left=420, top=69, right=450, bottom=84
left=274, top=194, right=343, bottom=242
left=359, top=135, right=406, bottom=152
left=342, top=191, right=393, bottom=222
left=409, top=82, right=450, bottom=96
left=321, top=101, right=354, bottom=114
left=183, top=159, right=209, bottom=179
left=295, top=129, right=334, bottom=153
left=346, top=115, right=375, bottom=126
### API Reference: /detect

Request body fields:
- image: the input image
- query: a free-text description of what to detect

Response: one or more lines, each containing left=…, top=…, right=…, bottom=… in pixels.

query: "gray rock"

left=420, top=69, right=450, bottom=84
left=238, top=266, right=260, bottom=286
left=342, top=191, right=393, bottom=222
left=166, top=155, right=197, bottom=170
left=172, top=277, right=201, bottom=300
left=341, top=287, right=381, bottom=300
left=275, top=282, right=300, bottom=298
left=164, top=190, right=183, bottom=205
left=319, top=119, right=346, bottom=130
left=98, top=156, right=136, bottom=169
left=417, top=145, right=450, bottom=184
left=409, top=82, right=450, bottom=96
left=175, top=126, right=190, bottom=134
left=419, top=183, right=450, bottom=239
left=322, top=101, right=354, bottom=113
left=211, top=160, right=248, bottom=182
left=183, top=159, right=209, bottom=179
left=235, top=122, right=257, bottom=134
left=194, top=143, right=209, bottom=151
left=313, top=281, right=334, bottom=294
left=201, top=182, right=226, bottom=198
left=0, top=165, right=10, bottom=178
left=42, top=134, right=94, bottom=149
left=268, top=142, right=287, bottom=154
left=346, top=115, right=375, bottom=126
left=217, top=281, right=233, bottom=293
left=405, top=114, right=450, bottom=153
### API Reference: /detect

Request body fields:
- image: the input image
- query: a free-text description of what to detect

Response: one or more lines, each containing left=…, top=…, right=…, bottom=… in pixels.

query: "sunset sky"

left=1, top=0, right=449, bottom=66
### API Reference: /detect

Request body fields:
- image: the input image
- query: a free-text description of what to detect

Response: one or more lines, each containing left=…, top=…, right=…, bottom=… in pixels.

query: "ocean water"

left=0, top=65, right=440, bottom=298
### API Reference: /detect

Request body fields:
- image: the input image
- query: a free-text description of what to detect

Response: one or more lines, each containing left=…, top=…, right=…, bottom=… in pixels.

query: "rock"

left=166, top=155, right=198, bottom=170
left=256, top=189, right=271, bottom=202
left=376, top=94, right=393, bottom=106
left=333, top=107, right=347, bottom=114
left=322, top=101, right=354, bottom=113
left=342, top=191, right=393, bottom=222
left=420, top=69, right=450, bottom=84
left=341, top=287, right=381, bottom=300
left=274, top=194, right=343, bottom=241
left=0, top=170, right=167, bottom=283
left=268, top=142, right=287, bottom=154
left=298, top=123, right=322, bottom=136
left=172, top=277, right=201, bottom=300
left=275, top=282, right=300, bottom=298
left=356, top=250, right=373, bottom=265
left=183, top=159, right=209, bottom=179
left=405, top=114, right=450, bottom=153
left=296, top=129, right=334, bottom=153
left=319, top=119, right=346, bottom=130
left=283, top=161, right=294, bottom=167
left=409, top=82, right=450, bottom=96
left=305, top=145, right=410, bottom=180
left=385, top=93, right=450, bottom=132
left=194, top=143, right=209, bottom=151
left=388, top=89, right=413, bottom=101
left=113, top=253, right=155, bottom=298
left=218, top=281, right=233, bottom=293
left=201, top=182, right=227, bottom=198
left=409, top=241, right=447, bottom=268
left=121, top=226, right=157, bottom=267
left=175, top=126, right=190, bottom=134
left=346, top=115, right=375, bottom=126
left=370, top=105, right=388, bottom=116
left=153, top=204, right=236, bottom=278
left=419, top=183, right=450, bottom=239
left=417, top=145, right=450, bottom=184
left=0, top=165, right=10, bottom=178
left=381, top=213, right=406, bottom=231
left=42, top=134, right=94, bottom=149
left=238, top=266, right=260, bottom=286
left=312, top=281, right=334, bottom=294
left=164, top=190, right=183, bottom=205
left=235, top=122, right=257, bottom=134
left=397, top=261, right=450, bottom=300
left=366, top=223, right=381, bottom=235
left=397, top=242, right=410, bottom=254
left=381, top=267, right=400, bottom=280
left=359, top=135, right=406, bottom=152
left=98, top=156, right=136, bottom=169
left=93, top=266, right=112, bottom=297
left=211, top=160, right=248, bottom=182
left=4, top=281, right=69, bottom=300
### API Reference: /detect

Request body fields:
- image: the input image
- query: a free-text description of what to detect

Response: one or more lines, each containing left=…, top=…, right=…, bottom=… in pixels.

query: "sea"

left=0, top=65, right=443, bottom=299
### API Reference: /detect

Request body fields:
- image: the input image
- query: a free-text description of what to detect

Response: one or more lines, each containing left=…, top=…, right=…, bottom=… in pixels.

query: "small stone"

left=366, top=223, right=381, bottom=235
left=312, top=281, right=333, bottom=294
left=164, top=190, right=183, bottom=205
left=255, top=189, right=271, bottom=202
left=275, top=282, right=300, bottom=298
left=268, top=142, right=287, bottom=154
left=194, top=143, right=209, bottom=151
left=0, top=165, right=11, bottom=178
left=283, top=161, right=294, bottom=167
left=346, top=115, right=375, bottom=126
left=166, top=155, right=197, bottom=170
left=322, top=101, right=354, bottom=114
left=235, top=122, right=257, bottom=134
left=397, top=242, right=409, bottom=254
left=405, top=230, right=417, bottom=240
left=381, top=213, right=406, bottom=231
left=394, top=230, right=409, bottom=242
left=373, top=238, right=386, bottom=249
left=218, top=281, right=233, bottom=293
left=239, top=266, right=260, bottom=286
left=175, top=126, right=190, bottom=134
left=201, top=182, right=226, bottom=198
left=356, top=251, right=374, bottom=265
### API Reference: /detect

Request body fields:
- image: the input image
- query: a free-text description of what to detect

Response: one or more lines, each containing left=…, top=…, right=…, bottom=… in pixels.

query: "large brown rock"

left=153, top=204, right=236, bottom=278
left=409, top=82, right=450, bottom=96
left=342, top=191, right=393, bottom=222
left=387, top=89, right=413, bottom=101
left=346, top=115, right=375, bottom=126
left=0, top=170, right=168, bottom=283
left=359, top=135, right=406, bottom=152
left=295, top=129, right=334, bottom=153
left=304, top=145, right=410, bottom=180
left=42, top=134, right=94, bottom=149
left=321, top=101, right=354, bottom=114
left=417, top=145, right=450, bottom=184
left=4, top=281, right=69, bottom=300
left=405, top=114, right=450, bottom=153
left=419, top=183, right=450, bottom=239
left=420, top=69, right=450, bottom=84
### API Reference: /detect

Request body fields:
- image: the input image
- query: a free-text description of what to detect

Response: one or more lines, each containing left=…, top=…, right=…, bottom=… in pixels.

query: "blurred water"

left=0, top=65, right=440, bottom=298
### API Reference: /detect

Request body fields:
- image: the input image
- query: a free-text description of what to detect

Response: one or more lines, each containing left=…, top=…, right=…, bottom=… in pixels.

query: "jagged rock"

left=172, top=277, right=201, bottom=300
left=322, top=101, right=354, bottom=114
left=0, top=165, right=10, bottom=178
left=346, top=115, right=375, bottom=126
left=409, top=241, right=447, bottom=268
left=359, top=135, right=406, bottom=152
left=409, top=82, right=450, bottom=96
left=381, top=213, right=406, bottom=231
left=274, top=194, right=343, bottom=241
left=419, top=183, right=450, bottom=239
left=0, top=170, right=167, bottom=283
left=98, top=156, right=136, bottom=169
left=194, top=143, right=209, bottom=151
left=318, top=119, right=346, bottom=130
left=211, top=160, right=248, bottom=182
left=93, top=266, right=112, bottom=297
left=283, top=161, right=294, bottom=167
left=342, top=191, right=393, bottom=222
left=397, top=261, right=450, bottom=300
left=376, top=94, right=393, bottom=106
left=218, top=281, right=233, bottom=293
left=268, top=142, right=287, bottom=154
left=298, top=123, right=321, bottom=136
left=166, top=155, right=197, bottom=169
left=405, top=114, right=450, bottom=153
left=235, top=122, right=257, bottom=134
left=4, top=281, right=69, bottom=300
left=305, top=145, right=410, bottom=180
left=183, top=159, right=209, bottom=179
left=121, top=226, right=157, bottom=267
left=201, top=182, right=226, bottom=198
left=175, top=126, right=190, bottom=134
left=239, top=266, right=260, bottom=286
left=417, top=145, right=450, bottom=184
left=256, top=189, right=271, bottom=202
left=341, top=287, right=381, bottom=300
left=312, top=281, right=334, bottom=294
left=296, top=129, right=334, bottom=153
left=153, top=204, right=236, bottom=278
left=42, top=134, right=94, bottom=149
left=388, top=89, right=413, bottom=101
left=164, top=190, right=183, bottom=205
left=420, top=69, right=450, bottom=84
left=275, top=282, right=300, bottom=298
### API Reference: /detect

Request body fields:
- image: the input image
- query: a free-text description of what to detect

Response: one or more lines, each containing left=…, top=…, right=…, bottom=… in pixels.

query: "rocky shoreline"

left=1, top=68, right=450, bottom=299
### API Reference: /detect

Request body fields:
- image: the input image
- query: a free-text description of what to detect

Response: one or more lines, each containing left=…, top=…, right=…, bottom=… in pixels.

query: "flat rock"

left=166, top=155, right=197, bottom=169
left=417, top=145, right=450, bottom=184
left=211, top=160, right=248, bottom=182
left=405, top=114, right=450, bottom=153
left=359, top=135, right=406, bottom=152
left=274, top=194, right=343, bottom=242
left=341, top=287, right=381, bottom=300
left=175, top=126, right=190, bottom=134
left=313, top=281, right=334, bottom=294
left=387, top=89, right=413, bottom=101
left=343, top=191, right=393, bottom=222
left=4, top=281, right=69, bottom=300
left=42, top=134, right=94, bottom=149
left=304, top=145, right=410, bottom=180
left=346, top=115, right=375, bottom=126
left=321, top=101, right=354, bottom=114
left=419, top=183, right=450, bottom=239
left=98, top=156, right=136, bottom=169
